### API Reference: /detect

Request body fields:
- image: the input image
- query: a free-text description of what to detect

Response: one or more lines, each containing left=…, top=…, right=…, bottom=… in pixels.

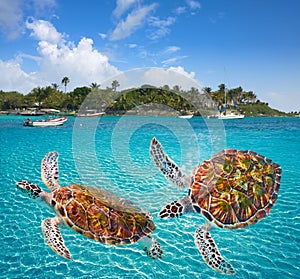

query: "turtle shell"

left=51, top=184, right=155, bottom=244
left=190, top=149, right=281, bottom=229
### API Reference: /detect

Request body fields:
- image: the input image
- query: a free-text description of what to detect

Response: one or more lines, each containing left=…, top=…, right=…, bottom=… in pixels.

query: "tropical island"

left=0, top=77, right=298, bottom=117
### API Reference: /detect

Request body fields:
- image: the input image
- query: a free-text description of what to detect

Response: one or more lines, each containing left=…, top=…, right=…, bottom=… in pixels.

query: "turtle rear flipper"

left=194, top=224, right=235, bottom=274
left=139, top=236, right=162, bottom=259
left=150, top=137, right=190, bottom=189
left=42, top=217, right=72, bottom=260
left=195, top=225, right=235, bottom=274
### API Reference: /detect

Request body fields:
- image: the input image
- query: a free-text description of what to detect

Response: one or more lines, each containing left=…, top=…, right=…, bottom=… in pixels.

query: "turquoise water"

left=0, top=115, right=299, bottom=278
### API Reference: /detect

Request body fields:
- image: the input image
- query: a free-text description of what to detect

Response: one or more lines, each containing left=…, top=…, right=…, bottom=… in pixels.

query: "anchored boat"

left=218, top=109, right=244, bottom=119
left=76, top=110, right=105, bottom=118
left=218, top=86, right=244, bottom=120
left=178, top=114, right=193, bottom=119
left=23, top=117, right=68, bottom=127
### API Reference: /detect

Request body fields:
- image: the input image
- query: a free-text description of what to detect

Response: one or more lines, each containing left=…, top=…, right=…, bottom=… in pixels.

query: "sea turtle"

left=150, top=137, right=281, bottom=274
left=16, top=152, right=162, bottom=260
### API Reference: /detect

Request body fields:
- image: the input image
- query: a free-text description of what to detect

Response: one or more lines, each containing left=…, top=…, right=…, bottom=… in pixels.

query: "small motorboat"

left=76, top=110, right=105, bottom=118
left=178, top=114, right=193, bottom=119
left=23, top=117, right=68, bottom=127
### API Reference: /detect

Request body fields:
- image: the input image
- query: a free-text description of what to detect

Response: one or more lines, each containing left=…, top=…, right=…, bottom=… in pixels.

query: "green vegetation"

left=239, top=101, right=287, bottom=117
left=105, top=87, right=195, bottom=115
left=0, top=80, right=298, bottom=117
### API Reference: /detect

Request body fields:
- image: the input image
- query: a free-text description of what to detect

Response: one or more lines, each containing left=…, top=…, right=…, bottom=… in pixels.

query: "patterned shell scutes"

left=190, top=149, right=281, bottom=229
left=52, top=184, right=155, bottom=244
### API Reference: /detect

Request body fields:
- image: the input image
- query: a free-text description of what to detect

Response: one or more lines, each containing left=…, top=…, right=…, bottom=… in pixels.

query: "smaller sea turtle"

left=16, top=152, right=162, bottom=260
left=150, top=138, right=281, bottom=274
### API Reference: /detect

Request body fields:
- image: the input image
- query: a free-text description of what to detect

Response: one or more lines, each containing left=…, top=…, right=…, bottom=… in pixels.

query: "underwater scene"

left=0, top=115, right=299, bottom=279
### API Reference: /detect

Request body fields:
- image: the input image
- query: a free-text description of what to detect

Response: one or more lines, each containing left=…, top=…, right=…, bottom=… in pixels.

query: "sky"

left=0, top=0, right=299, bottom=112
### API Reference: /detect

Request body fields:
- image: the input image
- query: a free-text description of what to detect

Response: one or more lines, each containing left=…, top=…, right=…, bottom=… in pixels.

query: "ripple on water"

left=1, top=116, right=300, bottom=278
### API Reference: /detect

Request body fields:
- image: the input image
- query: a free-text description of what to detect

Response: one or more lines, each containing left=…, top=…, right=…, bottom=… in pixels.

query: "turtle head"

left=16, top=180, right=43, bottom=199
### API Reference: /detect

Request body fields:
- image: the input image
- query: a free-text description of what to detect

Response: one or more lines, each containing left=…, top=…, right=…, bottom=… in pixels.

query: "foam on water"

left=0, top=116, right=299, bottom=278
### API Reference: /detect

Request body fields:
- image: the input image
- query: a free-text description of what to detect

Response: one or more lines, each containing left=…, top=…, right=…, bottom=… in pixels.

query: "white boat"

left=218, top=110, right=245, bottom=119
left=23, top=117, right=68, bottom=127
left=218, top=86, right=244, bottom=120
left=76, top=110, right=105, bottom=118
left=178, top=114, right=193, bottom=119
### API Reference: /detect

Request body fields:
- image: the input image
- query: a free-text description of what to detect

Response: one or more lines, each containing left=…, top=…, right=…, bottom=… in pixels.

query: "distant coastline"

left=1, top=108, right=298, bottom=118
left=0, top=84, right=299, bottom=117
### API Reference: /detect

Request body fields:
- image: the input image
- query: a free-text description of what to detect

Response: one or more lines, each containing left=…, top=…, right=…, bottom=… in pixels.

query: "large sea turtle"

left=150, top=137, right=281, bottom=274
left=16, top=152, right=162, bottom=260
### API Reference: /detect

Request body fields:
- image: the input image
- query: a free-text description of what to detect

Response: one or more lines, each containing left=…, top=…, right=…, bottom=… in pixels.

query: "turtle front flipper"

left=139, top=236, right=162, bottom=259
left=194, top=224, right=235, bottom=275
left=41, top=152, right=59, bottom=191
left=150, top=137, right=190, bottom=189
left=16, top=180, right=42, bottom=199
left=42, top=217, right=72, bottom=260
left=159, top=195, right=194, bottom=218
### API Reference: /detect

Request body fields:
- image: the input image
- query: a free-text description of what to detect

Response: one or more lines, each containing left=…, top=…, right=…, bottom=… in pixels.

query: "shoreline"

left=0, top=112, right=299, bottom=118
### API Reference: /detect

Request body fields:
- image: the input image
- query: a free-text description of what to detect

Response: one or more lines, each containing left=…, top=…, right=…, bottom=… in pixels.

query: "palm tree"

left=203, top=87, right=212, bottom=94
left=90, top=82, right=101, bottom=89
left=31, top=87, right=46, bottom=109
left=172, top=85, right=181, bottom=92
left=61, top=77, right=70, bottom=93
left=51, top=83, right=59, bottom=91
left=162, top=84, right=170, bottom=91
left=111, top=80, right=120, bottom=92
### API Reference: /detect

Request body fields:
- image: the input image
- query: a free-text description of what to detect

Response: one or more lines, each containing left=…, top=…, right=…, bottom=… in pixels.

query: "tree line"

left=0, top=77, right=297, bottom=116
left=0, top=77, right=121, bottom=111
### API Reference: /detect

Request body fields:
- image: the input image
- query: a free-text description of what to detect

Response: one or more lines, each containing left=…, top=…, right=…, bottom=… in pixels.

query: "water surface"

left=0, top=116, right=299, bottom=278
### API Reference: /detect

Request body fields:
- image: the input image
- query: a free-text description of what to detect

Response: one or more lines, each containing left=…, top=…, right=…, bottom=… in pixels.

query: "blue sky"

left=0, top=0, right=299, bottom=112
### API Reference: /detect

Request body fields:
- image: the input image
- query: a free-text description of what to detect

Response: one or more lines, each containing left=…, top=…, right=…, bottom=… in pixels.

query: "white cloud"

left=127, top=43, right=138, bottom=48
left=0, top=0, right=57, bottom=40
left=173, top=1, right=201, bottom=17
left=175, top=6, right=186, bottom=15
left=0, top=0, right=23, bottom=39
left=110, top=4, right=157, bottom=41
left=164, top=46, right=180, bottom=54
left=0, top=19, right=120, bottom=93
left=100, top=67, right=199, bottom=91
left=186, top=0, right=201, bottom=10
left=30, top=20, right=121, bottom=88
left=168, top=66, right=195, bottom=80
left=30, top=0, right=57, bottom=16
left=113, top=0, right=137, bottom=18
left=99, top=33, right=107, bottom=39
left=162, top=56, right=188, bottom=66
left=143, top=67, right=197, bottom=89
left=147, top=16, right=176, bottom=40
left=0, top=59, right=40, bottom=93
left=26, top=18, right=63, bottom=44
